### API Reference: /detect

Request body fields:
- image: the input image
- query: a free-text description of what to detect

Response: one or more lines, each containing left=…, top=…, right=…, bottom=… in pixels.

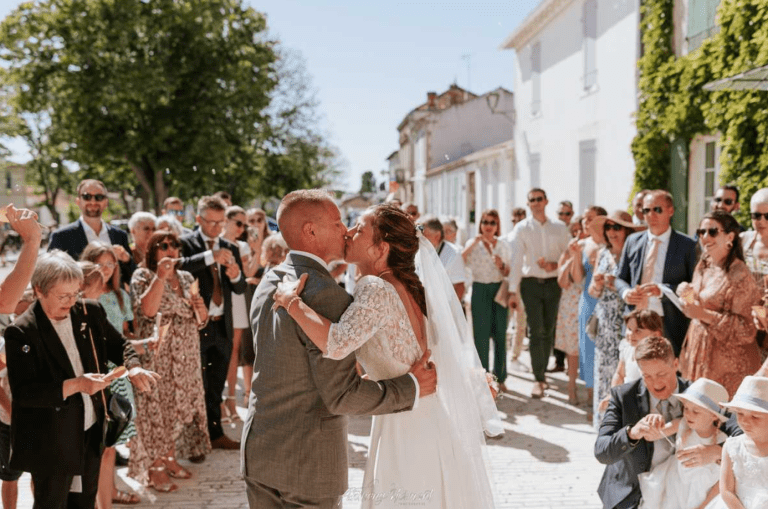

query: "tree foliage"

left=359, top=170, right=376, bottom=194
left=632, top=0, right=768, bottom=226
left=0, top=0, right=339, bottom=212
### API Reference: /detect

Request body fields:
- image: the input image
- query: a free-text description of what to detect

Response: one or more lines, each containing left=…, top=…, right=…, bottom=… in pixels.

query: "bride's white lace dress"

left=326, top=275, right=496, bottom=508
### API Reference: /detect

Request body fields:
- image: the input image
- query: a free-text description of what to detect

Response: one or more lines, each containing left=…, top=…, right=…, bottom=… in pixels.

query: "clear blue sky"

left=0, top=0, right=541, bottom=193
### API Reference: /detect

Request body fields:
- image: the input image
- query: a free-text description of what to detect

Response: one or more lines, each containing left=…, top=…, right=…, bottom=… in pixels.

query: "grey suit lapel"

left=287, top=253, right=332, bottom=279
left=637, top=380, right=653, bottom=460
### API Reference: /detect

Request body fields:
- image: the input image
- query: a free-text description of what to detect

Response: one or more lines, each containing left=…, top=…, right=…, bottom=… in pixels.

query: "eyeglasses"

left=752, top=212, right=768, bottom=221
left=558, top=211, right=573, bottom=217
left=158, top=241, right=180, bottom=251
left=528, top=196, right=545, bottom=203
left=642, top=206, right=664, bottom=215
left=230, top=219, right=245, bottom=228
left=80, top=193, right=106, bottom=202
left=713, top=197, right=735, bottom=206
left=696, top=228, right=724, bottom=238
left=481, top=220, right=497, bottom=226
left=604, top=223, right=623, bottom=232
left=169, top=210, right=184, bottom=217
left=53, top=291, right=82, bottom=303
left=200, top=217, right=226, bottom=227
left=97, top=262, right=116, bottom=270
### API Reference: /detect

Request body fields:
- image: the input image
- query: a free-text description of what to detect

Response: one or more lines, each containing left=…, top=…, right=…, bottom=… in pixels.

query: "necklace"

left=377, top=269, right=393, bottom=278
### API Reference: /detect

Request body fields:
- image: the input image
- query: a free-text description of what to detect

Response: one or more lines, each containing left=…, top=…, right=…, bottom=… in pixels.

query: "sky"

left=0, top=0, right=542, bottom=193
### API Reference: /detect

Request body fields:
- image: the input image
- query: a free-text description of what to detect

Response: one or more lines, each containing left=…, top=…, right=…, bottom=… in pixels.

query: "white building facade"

left=502, top=0, right=640, bottom=215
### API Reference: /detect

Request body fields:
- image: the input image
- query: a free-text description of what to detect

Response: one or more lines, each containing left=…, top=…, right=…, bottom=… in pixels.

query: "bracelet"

left=286, top=296, right=301, bottom=314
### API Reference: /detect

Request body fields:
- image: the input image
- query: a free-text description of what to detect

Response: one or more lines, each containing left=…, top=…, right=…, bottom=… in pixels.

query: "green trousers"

left=471, top=282, right=508, bottom=383
left=520, top=277, right=562, bottom=382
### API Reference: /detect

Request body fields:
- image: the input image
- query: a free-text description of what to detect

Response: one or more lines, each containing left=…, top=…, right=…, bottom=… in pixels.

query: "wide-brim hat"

left=673, top=378, right=730, bottom=422
left=721, top=376, right=768, bottom=414
left=590, top=210, right=646, bottom=241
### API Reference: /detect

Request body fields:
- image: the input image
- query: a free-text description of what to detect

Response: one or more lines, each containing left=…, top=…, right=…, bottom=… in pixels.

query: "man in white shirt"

left=508, top=188, right=570, bottom=397
left=421, top=217, right=465, bottom=300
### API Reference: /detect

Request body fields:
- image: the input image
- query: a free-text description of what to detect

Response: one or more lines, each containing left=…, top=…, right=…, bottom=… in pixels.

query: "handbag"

left=494, top=280, right=510, bottom=308
left=82, top=305, right=133, bottom=447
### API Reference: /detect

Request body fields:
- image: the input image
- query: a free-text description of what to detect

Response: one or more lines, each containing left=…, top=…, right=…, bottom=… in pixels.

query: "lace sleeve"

left=326, top=276, right=393, bottom=360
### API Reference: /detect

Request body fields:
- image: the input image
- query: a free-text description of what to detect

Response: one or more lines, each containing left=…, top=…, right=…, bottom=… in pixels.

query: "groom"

left=242, top=190, right=438, bottom=508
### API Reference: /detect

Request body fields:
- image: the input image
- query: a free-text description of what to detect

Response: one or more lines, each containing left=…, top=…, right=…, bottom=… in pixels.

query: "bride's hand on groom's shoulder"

left=272, top=273, right=309, bottom=311
left=409, top=349, right=437, bottom=397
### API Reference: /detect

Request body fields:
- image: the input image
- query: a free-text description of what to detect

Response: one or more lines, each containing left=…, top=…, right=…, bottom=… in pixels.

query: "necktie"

left=207, top=240, right=223, bottom=306
left=640, top=238, right=661, bottom=285
left=655, top=399, right=675, bottom=459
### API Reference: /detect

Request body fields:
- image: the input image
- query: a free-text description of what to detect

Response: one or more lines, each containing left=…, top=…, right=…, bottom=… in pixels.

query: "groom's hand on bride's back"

left=409, top=349, right=437, bottom=397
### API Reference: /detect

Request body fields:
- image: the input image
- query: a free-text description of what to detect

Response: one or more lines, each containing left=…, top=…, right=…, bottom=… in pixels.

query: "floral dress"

left=98, top=289, right=136, bottom=446
left=592, top=248, right=624, bottom=427
left=679, top=259, right=761, bottom=397
left=555, top=278, right=581, bottom=356
left=128, top=268, right=210, bottom=481
left=741, top=231, right=768, bottom=363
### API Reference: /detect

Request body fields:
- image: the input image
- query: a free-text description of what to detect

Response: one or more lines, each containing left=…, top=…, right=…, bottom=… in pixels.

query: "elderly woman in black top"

left=4, top=250, right=158, bottom=509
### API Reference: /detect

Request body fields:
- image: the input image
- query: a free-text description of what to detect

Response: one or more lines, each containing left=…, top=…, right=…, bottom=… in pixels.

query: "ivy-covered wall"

left=632, top=0, right=768, bottom=226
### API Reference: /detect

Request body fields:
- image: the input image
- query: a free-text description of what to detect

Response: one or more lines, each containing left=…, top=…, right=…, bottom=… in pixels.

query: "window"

left=703, top=141, right=717, bottom=212
left=583, top=0, right=597, bottom=89
left=579, top=140, right=597, bottom=209
left=529, top=153, right=541, bottom=188
left=531, top=41, right=541, bottom=116
left=687, top=0, right=721, bottom=51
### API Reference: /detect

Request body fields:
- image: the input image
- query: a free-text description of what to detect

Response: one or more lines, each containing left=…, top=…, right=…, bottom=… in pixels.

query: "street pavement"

left=0, top=259, right=605, bottom=509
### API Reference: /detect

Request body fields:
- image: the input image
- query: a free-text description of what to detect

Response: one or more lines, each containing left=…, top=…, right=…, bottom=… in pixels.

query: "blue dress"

left=578, top=251, right=597, bottom=388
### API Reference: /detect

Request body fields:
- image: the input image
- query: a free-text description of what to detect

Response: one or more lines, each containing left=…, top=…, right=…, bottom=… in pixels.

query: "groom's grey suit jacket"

left=241, top=253, right=417, bottom=499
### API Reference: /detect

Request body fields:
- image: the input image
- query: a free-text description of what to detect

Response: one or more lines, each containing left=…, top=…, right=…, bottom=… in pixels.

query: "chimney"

left=427, top=92, right=437, bottom=109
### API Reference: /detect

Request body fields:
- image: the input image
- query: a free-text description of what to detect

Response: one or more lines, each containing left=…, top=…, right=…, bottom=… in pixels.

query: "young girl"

left=638, top=378, right=729, bottom=509
left=708, top=376, right=768, bottom=509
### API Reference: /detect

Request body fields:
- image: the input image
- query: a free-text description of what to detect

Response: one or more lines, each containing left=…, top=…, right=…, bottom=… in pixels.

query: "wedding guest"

left=213, top=191, right=232, bottom=207
left=155, top=214, right=183, bottom=238
left=677, top=211, right=761, bottom=396
left=611, top=310, right=664, bottom=390
left=246, top=208, right=271, bottom=241
left=632, top=190, right=650, bottom=226
left=711, top=185, right=745, bottom=231
left=594, top=335, right=740, bottom=509
left=571, top=206, right=607, bottom=404
left=421, top=217, right=465, bottom=300
left=5, top=251, right=158, bottom=508
left=637, top=378, right=729, bottom=509
left=508, top=189, right=570, bottom=398
left=742, top=187, right=768, bottom=361
left=0, top=339, right=20, bottom=509
left=557, top=201, right=574, bottom=226
left=402, top=202, right=420, bottom=222
left=615, top=190, right=697, bottom=356
left=0, top=205, right=41, bottom=313
left=463, top=209, right=511, bottom=390
left=130, top=231, right=211, bottom=492
left=442, top=219, right=459, bottom=245
left=589, top=211, right=643, bottom=426
left=556, top=218, right=585, bottom=403
left=708, top=376, right=768, bottom=508
left=506, top=208, right=528, bottom=368
left=161, top=197, right=192, bottom=236
left=260, top=233, right=289, bottom=269
left=128, top=212, right=156, bottom=267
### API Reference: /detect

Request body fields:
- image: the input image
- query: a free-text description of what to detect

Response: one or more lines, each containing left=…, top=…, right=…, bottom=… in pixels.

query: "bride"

left=273, top=204, right=499, bottom=508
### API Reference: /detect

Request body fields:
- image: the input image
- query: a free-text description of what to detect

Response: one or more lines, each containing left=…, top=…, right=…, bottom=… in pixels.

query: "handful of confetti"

left=680, top=286, right=696, bottom=305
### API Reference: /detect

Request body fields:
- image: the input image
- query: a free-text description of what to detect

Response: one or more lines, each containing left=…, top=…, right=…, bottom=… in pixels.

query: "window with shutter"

left=688, top=0, right=721, bottom=51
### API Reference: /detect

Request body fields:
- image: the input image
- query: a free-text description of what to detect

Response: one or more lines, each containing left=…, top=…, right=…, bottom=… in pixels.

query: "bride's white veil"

left=415, top=234, right=502, bottom=506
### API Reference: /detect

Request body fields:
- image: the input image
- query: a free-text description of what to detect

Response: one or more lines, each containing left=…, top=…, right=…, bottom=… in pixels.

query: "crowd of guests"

left=0, top=179, right=288, bottom=508
left=438, top=184, right=767, bottom=509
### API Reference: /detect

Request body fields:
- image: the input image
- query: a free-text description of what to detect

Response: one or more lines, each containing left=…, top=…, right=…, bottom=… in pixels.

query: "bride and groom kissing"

left=241, top=189, right=499, bottom=508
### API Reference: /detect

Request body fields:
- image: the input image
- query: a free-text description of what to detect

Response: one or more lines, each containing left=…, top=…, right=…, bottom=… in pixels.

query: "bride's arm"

left=273, top=273, right=389, bottom=359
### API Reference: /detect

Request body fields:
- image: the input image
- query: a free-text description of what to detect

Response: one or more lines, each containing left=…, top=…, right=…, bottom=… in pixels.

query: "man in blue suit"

left=595, top=335, right=740, bottom=509
left=614, top=190, right=697, bottom=356
left=48, top=179, right=135, bottom=285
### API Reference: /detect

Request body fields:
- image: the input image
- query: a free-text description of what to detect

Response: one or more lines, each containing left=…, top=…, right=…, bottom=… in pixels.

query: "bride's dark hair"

left=369, top=204, right=427, bottom=317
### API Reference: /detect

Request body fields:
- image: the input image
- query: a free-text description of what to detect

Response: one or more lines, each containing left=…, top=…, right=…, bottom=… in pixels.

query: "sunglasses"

left=696, top=228, right=724, bottom=238
left=80, top=193, right=106, bottom=202
left=604, top=223, right=623, bottom=232
left=751, top=212, right=768, bottom=221
left=169, top=210, right=184, bottom=217
left=231, top=219, right=245, bottom=228
left=528, top=196, right=545, bottom=203
left=642, top=206, right=664, bottom=215
left=558, top=211, right=573, bottom=216
left=713, top=197, right=735, bottom=206
left=481, top=220, right=497, bottom=226
left=158, top=241, right=181, bottom=251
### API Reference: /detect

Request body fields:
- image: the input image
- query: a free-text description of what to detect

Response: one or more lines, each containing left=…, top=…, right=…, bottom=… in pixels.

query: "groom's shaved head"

left=277, top=189, right=337, bottom=250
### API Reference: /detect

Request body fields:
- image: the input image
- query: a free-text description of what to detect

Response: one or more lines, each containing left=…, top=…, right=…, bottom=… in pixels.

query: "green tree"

left=360, top=170, right=376, bottom=194
left=0, top=0, right=279, bottom=212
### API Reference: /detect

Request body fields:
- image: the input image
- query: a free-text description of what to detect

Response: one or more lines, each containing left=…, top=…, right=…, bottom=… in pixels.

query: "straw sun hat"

left=721, top=376, right=768, bottom=414
left=673, top=378, right=730, bottom=422
left=590, top=210, right=646, bottom=242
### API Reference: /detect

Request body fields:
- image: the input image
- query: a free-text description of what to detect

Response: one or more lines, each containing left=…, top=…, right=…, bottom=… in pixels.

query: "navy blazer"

left=4, top=300, right=139, bottom=476
left=48, top=219, right=136, bottom=285
left=594, top=377, right=741, bottom=509
left=614, top=229, right=697, bottom=355
left=178, top=231, right=246, bottom=346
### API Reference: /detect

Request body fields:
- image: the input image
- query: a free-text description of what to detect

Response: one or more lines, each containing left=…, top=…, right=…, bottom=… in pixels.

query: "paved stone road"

left=12, top=353, right=605, bottom=509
